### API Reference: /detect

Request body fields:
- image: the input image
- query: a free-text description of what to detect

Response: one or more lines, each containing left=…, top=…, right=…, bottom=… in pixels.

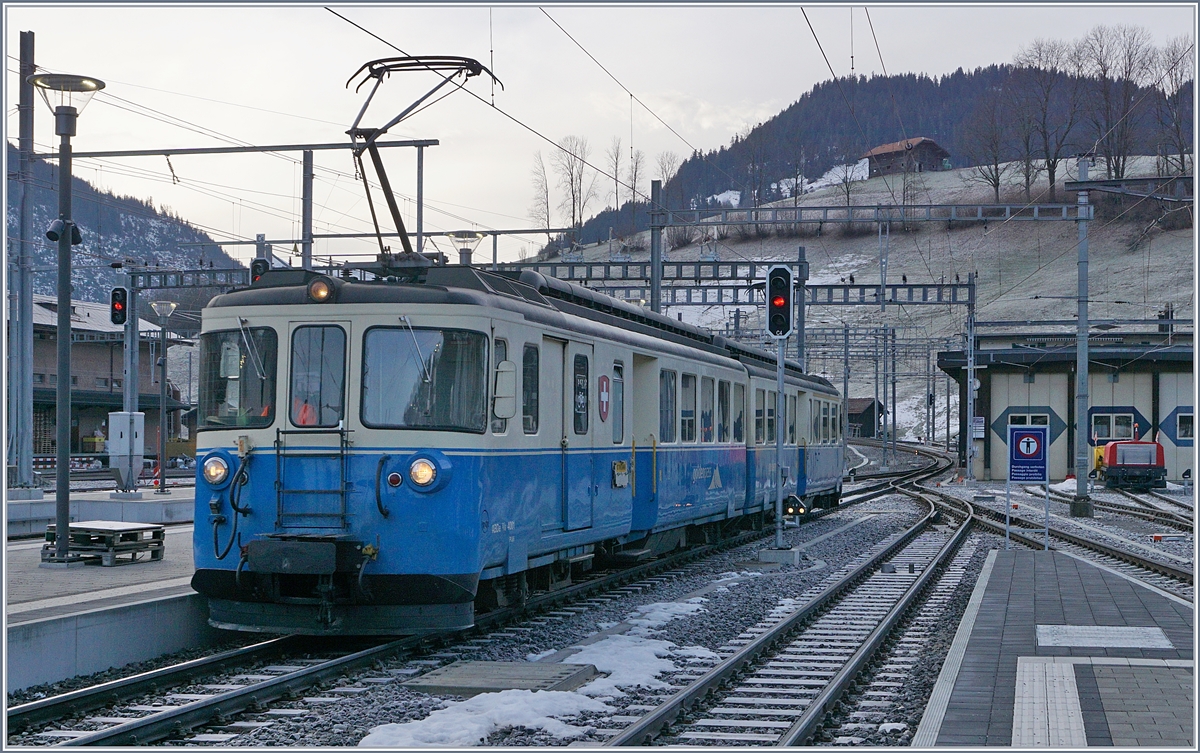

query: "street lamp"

left=30, top=72, right=104, bottom=565
left=151, top=301, right=177, bottom=495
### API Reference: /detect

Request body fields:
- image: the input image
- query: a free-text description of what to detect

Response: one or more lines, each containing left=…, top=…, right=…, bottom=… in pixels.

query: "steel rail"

left=605, top=456, right=952, bottom=746
left=775, top=488, right=973, bottom=745
left=26, top=461, right=939, bottom=744
left=6, top=637, right=298, bottom=731
left=1034, top=485, right=1192, bottom=533
left=922, top=485, right=1193, bottom=586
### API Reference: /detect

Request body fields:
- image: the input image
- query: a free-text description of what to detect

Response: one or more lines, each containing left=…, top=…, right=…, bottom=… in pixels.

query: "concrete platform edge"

left=6, top=592, right=224, bottom=691
left=912, top=548, right=998, bottom=747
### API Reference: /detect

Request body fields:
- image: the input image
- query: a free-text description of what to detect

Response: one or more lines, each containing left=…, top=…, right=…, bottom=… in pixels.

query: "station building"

left=24, top=294, right=188, bottom=458
left=938, top=321, right=1193, bottom=482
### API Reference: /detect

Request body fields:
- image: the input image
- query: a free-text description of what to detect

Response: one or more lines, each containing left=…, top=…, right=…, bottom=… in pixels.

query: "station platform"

left=915, top=549, right=1194, bottom=747
left=6, top=487, right=195, bottom=537
left=5, top=523, right=222, bottom=691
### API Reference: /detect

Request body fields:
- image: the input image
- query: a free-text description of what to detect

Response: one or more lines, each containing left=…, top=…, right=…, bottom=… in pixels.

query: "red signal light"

left=771, top=295, right=786, bottom=308
left=113, top=302, right=124, bottom=311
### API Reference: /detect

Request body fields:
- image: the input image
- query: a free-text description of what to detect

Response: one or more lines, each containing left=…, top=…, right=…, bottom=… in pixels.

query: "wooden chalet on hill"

left=862, top=137, right=951, bottom=178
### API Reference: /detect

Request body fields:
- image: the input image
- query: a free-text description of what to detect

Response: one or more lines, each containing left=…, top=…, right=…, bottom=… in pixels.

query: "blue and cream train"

left=192, top=263, right=844, bottom=635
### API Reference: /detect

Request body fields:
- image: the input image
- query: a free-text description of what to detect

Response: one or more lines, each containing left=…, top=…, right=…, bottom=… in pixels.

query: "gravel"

left=198, top=497, right=928, bottom=747
left=813, top=531, right=1000, bottom=746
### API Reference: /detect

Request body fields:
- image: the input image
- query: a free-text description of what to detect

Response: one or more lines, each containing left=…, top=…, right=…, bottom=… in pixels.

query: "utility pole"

left=966, top=274, right=977, bottom=480
left=873, top=333, right=880, bottom=440
left=881, top=328, right=889, bottom=467
left=301, top=149, right=313, bottom=268
left=796, top=246, right=806, bottom=371
left=1073, top=155, right=1093, bottom=516
left=13, top=31, right=35, bottom=492
left=650, top=180, right=663, bottom=313
left=842, top=323, right=850, bottom=455
left=891, top=327, right=898, bottom=464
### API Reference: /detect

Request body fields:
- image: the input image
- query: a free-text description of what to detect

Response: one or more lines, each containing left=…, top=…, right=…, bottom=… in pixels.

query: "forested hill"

left=671, top=65, right=1015, bottom=205
left=563, top=59, right=1189, bottom=249
left=6, top=142, right=237, bottom=318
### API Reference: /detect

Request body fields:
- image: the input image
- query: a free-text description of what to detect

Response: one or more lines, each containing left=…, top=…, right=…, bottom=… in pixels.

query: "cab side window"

left=522, top=345, right=539, bottom=434
left=659, top=370, right=677, bottom=443
left=491, top=339, right=508, bottom=434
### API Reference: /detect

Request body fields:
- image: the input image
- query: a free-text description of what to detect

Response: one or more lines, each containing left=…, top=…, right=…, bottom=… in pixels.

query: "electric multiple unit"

left=192, top=264, right=843, bottom=635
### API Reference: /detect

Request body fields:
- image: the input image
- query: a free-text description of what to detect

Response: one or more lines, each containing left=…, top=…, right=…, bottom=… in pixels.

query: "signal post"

left=760, top=251, right=807, bottom=565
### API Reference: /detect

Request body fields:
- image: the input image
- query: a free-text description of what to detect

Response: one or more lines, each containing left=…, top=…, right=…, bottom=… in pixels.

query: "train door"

left=563, top=341, right=595, bottom=530
left=277, top=320, right=351, bottom=530
left=541, top=338, right=566, bottom=531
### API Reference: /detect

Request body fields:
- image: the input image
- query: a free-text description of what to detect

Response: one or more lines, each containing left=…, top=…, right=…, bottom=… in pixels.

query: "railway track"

left=604, top=454, right=962, bottom=746
left=1111, top=488, right=1194, bottom=524
left=1029, top=485, right=1193, bottom=533
left=923, top=486, right=1193, bottom=600
left=9, top=455, right=949, bottom=746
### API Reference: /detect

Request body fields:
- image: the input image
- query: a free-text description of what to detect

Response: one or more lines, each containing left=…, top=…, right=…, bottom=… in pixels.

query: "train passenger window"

left=788, top=395, right=797, bottom=444
left=573, top=354, right=589, bottom=435
left=701, top=377, right=715, bottom=443
left=822, top=403, right=830, bottom=443
left=289, top=325, right=346, bottom=428
left=680, top=374, right=697, bottom=442
left=717, top=381, right=731, bottom=442
left=811, top=399, right=819, bottom=442
left=1179, top=414, right=1193, bottom=439
left=612, top=362, right=624, bottom=444
left=767, top=391, right=777, bottom=444
left=199, top=327, right=278, bottom=429
left=491, top=339, right=508, bottom=434
left=361, top=327, right=488, bottom=433
left=659, top=370, right=677, bottom=443
left=523, top=345, right=539, bottom=434
left=733, top=384, right=745, bottom=443
left=755, top=389, right=765, bottom=444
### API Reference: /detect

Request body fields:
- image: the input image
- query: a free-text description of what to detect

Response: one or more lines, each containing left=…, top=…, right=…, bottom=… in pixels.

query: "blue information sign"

left=1008, top=425, right=1049, bottom=483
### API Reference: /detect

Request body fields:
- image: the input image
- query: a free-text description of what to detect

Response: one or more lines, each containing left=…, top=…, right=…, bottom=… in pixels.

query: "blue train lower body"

left=192, top=442, right=842, bottom=635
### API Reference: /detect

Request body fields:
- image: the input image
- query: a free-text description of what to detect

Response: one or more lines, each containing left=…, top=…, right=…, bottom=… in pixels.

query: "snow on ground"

left=357, top=689, right=611, bottom=747
left=622, top=600, right=708, bottom=636
left=566, top=634, right=695, bottom=697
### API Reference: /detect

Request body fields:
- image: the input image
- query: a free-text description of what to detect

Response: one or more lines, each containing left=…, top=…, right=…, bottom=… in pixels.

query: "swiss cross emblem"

left=598, top=375, right=611, bottom=422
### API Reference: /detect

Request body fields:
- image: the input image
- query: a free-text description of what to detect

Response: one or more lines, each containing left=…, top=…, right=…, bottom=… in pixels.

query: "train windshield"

left=361, top=327, right=488, bottom=433
left=198, top=327, right=279, bottom=429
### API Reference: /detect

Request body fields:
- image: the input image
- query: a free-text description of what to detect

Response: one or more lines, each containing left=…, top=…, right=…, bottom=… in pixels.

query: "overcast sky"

left=5, top=3, right=1195, bottom=265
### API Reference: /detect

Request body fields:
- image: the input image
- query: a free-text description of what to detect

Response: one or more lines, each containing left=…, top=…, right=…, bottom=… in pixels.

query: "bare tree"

left=1012, top=37, right=1087, bottom=201
left=627, top=148, right=646, bottom=204
left=963, top=86, right=1014, bottom=201
left=551, top=135, right=598, bottom=237
left=655, top=150, right=680, bottom=208
left=529, top=150, right=553, bottom=247
left=1081, top=24, right=1156, bottom=179
left=606, top=137, right=623, bottom=211
left=1006, top=81, right=1044, bottom=200
left=1154, top=35, right=1195, bottom=175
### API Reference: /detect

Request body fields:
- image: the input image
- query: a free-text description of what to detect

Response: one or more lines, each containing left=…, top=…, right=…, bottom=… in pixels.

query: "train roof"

left=208, top=265, right=837, bottom=394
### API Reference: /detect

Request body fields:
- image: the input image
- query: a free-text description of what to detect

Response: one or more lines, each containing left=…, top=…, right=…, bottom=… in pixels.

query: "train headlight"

left=307, top=276, right=334, bottom=303
left=409, top=458, right=437, bottom=487
left=203, top=455, right=229, bottom=485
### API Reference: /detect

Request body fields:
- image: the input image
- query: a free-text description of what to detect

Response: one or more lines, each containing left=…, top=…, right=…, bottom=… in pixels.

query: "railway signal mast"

left=764, top=263, right=800, bottom=554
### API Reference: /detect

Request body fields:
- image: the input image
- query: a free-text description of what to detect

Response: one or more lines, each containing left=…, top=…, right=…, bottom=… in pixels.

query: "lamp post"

left=151, top=301, right=177, bottom=495
left=29, top=72, right=104, bottom=564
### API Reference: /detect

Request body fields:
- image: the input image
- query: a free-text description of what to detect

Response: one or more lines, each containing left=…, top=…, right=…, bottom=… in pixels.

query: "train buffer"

left=41, top=520, right=166, bottom=567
